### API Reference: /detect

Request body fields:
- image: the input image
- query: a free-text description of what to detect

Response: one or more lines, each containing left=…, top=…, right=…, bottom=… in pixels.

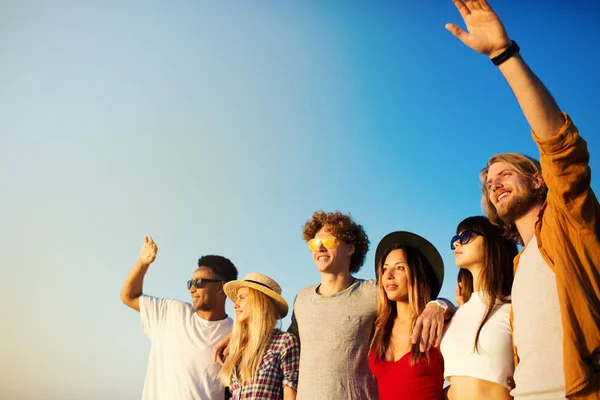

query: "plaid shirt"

left=229, top=330, right=300, bottom=400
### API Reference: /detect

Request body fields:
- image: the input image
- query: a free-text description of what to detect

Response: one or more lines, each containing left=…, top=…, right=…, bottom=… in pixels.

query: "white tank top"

left=440, top=292, right=514, bottom=386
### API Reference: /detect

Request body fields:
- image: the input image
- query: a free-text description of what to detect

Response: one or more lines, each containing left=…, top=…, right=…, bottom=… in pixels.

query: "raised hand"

left=139, top=236, right=158, bottom=266
left=445, top=0, right=512, bottom=58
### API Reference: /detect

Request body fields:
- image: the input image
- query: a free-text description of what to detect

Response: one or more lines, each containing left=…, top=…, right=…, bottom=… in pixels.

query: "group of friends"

left=119, top=1, right=600, bottom=399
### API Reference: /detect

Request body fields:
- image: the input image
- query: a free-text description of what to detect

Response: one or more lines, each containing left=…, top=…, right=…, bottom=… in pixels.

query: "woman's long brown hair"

left=456, top=216, right=518, bottom=352
left=370, top=245, right=441, bottom=366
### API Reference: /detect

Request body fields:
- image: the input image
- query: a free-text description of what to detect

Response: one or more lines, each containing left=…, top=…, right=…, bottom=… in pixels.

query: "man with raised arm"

left=121, top=236, right=238, bottom=400
left=447, top=1, right=600, bottom=398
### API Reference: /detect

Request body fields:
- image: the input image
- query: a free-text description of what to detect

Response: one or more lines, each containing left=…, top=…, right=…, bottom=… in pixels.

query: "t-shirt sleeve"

left=139, top=295, right=175, bottom=336
left=280, top=332, right=300, bottom=391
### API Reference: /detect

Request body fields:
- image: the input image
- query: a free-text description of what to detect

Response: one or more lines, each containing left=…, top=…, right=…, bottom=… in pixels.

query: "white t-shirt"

left=139, top=295, right=233, bottom=400
left=441, top=292, right=514, bottom=387
left=511, top=236, right=566, bottom=399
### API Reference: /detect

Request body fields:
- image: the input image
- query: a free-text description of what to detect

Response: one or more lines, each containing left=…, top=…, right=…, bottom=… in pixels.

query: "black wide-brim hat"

left=374, top=231, right=444, bottom=298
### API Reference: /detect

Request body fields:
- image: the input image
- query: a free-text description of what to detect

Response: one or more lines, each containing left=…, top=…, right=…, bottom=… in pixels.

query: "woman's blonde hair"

left=218, top=287, right=278, bottom=386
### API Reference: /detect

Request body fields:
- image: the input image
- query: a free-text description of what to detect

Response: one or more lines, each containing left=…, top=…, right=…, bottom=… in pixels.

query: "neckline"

left=315, top=277, right=357, bottom=296
left=375, top=350, right=411, bottom=364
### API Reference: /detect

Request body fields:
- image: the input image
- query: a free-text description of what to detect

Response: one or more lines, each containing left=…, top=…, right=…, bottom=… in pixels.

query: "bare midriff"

left=447, top=376, right=512, bottom=400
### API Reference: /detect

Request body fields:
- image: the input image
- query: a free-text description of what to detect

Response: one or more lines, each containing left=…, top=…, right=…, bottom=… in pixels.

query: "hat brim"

left=374, top=231, right=444, bottom=298
left=224, top=280, right=289, bottom=319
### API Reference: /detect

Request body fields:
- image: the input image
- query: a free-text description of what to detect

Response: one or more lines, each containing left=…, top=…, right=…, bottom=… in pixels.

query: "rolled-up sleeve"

left=281, top=332, right=300, bottom=390
left=533, top=113, right=595, bottom=227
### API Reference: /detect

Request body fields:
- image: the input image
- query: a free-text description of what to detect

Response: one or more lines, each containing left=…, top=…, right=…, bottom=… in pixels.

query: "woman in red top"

left=369, top=231, right=445, bottom=400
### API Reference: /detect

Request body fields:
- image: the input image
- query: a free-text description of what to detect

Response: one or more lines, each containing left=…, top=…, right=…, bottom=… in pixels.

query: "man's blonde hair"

left=480, top=153, right=548, bottom=243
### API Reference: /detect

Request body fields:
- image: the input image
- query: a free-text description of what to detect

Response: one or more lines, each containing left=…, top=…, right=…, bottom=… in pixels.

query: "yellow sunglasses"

left=307, top=237, right=340, bottom=251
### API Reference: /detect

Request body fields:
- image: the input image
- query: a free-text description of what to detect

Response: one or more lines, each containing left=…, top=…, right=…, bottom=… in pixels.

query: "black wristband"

left=491, top=40, right=520, bottom=66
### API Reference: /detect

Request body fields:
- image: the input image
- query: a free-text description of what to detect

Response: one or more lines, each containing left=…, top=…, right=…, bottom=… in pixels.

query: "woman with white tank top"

left=441, top=216, right=518, bottom=400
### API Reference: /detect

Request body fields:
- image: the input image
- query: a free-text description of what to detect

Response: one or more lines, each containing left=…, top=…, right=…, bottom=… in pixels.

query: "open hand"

left=410, top=302, right=446, bottom=352
left=139, top=236, right=158, bottom=266
left=445, top=0, right=512, bottom=58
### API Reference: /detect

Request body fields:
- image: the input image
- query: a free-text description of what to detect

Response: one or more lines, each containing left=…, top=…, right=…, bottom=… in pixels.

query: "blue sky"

left=1, top=1, right=599, bottom=399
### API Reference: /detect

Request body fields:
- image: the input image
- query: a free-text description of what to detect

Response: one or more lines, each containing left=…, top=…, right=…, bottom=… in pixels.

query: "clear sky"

left=1, top=1, right=599, bottom=399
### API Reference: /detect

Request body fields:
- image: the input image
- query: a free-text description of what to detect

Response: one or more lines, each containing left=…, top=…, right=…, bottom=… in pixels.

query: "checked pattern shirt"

left=229, top=330, right=300, bottom=400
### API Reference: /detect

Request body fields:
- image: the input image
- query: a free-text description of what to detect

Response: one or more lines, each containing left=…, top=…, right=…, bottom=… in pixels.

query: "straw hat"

left=223, top=272, right=289, bottom=318
left=374, top=231, right=445, bottom=298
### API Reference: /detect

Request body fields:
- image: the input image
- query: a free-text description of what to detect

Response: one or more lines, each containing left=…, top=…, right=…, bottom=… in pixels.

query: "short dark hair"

left=198, top=255, right=238, bottom=282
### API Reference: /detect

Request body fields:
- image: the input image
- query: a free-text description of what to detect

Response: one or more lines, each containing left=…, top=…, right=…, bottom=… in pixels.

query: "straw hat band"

left=223, top=272, right=289, bottom=318
left=245, top=279, right=280, bottom=294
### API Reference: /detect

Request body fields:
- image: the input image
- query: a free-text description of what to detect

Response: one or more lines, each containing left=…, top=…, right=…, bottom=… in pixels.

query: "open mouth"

left=497, top=191, right=511, bottom=202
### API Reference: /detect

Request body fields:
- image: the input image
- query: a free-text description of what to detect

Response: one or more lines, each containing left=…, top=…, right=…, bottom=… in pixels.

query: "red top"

left=368, top=347, right=444, bottom=400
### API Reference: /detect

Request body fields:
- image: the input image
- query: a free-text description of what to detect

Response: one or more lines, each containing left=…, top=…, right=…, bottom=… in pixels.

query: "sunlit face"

left=310, top=226, right=355, bottom=273
left=486, top=162, right=540, bottom=222
left=453, top=230, right=485, bottom=270
left=380, top=249, right=410, bottom=302
left=189, top=267, right=224, bottom=311
left=233, top=287, right=251, bottom=324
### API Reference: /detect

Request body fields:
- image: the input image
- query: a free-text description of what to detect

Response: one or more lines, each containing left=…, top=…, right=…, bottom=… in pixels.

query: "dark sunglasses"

left=187, top=278, right=223, bottom=290
left=450, top=229, right=484, bottom=250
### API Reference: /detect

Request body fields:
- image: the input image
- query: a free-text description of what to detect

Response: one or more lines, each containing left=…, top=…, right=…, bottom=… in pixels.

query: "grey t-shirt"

left=288, top=279, right=378, bottom=400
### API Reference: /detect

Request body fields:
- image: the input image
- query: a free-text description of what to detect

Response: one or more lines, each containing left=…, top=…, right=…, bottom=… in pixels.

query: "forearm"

left=120, top=259, right=150, bottom=311
left=283, top=386, right=297, bottom=400
left=497, top=53, right=565, bottom=140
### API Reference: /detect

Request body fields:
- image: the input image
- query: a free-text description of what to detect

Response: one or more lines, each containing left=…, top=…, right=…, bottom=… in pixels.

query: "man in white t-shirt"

left=120, top=236, right=238, bottom=400
left=446, top=1, right=600, bottom=398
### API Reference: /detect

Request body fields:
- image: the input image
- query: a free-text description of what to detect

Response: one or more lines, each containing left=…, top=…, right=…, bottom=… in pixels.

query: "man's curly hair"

left=302, top=210, right=370, bottom=273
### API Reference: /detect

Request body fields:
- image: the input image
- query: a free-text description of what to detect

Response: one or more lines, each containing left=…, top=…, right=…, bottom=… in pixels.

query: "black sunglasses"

left=187, top=278, right=223, bottom=290
left=450, top=229, right=484, bottom=250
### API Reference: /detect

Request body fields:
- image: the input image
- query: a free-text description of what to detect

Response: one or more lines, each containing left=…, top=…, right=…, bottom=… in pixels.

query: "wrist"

left=490, top=40, right=520, bottom=66
left=427, top=299, right=448, bottom=312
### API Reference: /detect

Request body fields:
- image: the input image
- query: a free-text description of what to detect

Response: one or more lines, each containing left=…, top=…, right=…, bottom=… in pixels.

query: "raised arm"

left=120, top=236, right=158, bottom=311
left=446, top=0, right=565, bottom=139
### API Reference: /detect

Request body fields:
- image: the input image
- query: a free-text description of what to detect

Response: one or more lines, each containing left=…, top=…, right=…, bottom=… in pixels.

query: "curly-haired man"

left=288, top=211, right=452, bottom=399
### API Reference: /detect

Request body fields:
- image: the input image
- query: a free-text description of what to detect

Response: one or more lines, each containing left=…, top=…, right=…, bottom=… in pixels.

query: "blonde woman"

left=219, top=273, right=299, bottom=400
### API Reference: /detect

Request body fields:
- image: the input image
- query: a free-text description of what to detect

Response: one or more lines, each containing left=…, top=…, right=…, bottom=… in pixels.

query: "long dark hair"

left=456, top=216, right=517, bottom=352
left=370, top=245, right=440, bottom=365
left=457, top=268, right=473, bottom=303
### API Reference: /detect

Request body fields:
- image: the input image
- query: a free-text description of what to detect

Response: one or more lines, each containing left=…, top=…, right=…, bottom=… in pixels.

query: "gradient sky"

left=1, top=1, right=599, bottom=399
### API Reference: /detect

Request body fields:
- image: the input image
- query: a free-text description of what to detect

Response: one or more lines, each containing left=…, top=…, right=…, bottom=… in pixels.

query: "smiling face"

left=233, top=287, right=251, bottom=324
left=311, top=226, right=355, bottom=274
left=381, top=249, right=410, bottom=302
left=486, top=162, right=542, bottom=223
left=188, top=266, right=225, bottom=311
